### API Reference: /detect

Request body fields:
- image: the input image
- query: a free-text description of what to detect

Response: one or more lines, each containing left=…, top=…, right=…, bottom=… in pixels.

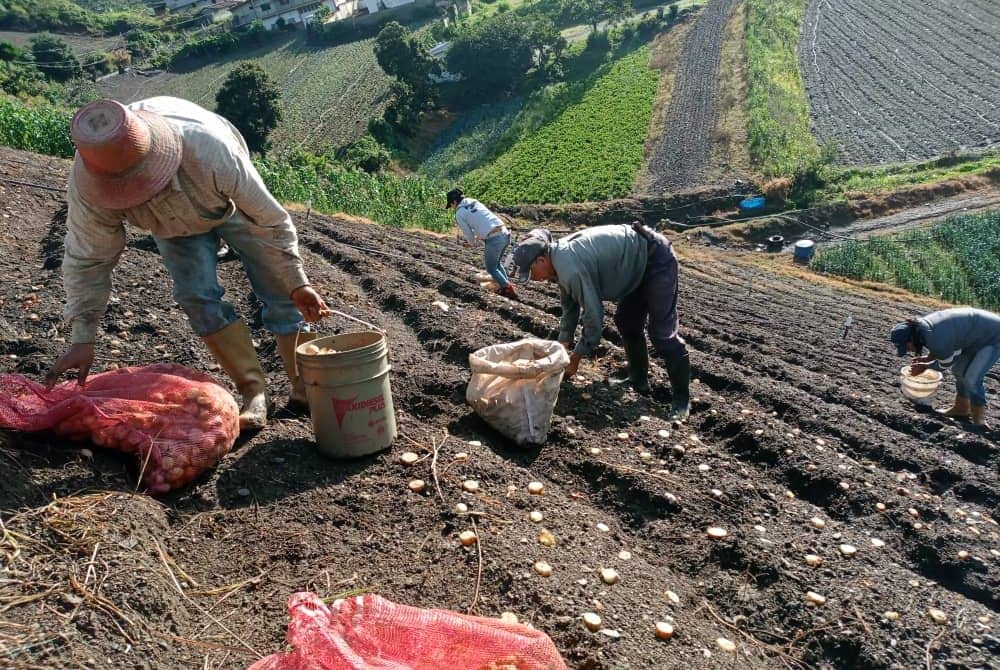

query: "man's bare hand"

left=45, top=343, right=95, bottom=389
left=908, top=361, right=929, bottom=376
left=291, top=286, right=332, bottom=323
left=563, top=352, right=582, bottom=379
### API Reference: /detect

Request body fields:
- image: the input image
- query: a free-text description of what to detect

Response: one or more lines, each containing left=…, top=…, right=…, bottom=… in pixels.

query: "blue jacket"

left=918, top=307, right=1000, bottom=368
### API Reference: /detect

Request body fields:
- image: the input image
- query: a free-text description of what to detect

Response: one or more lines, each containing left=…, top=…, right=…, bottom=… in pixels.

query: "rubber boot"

left=276, top=331, right=316, bottom=412
left=622, top=337, right=651, bottom=395
left=202, top=320, right=270, bottom=431
left=939, top=395, right=971, bottom=418
left=665, top=354, right=691, bottom=420
left=970, top=405, right=989, bottom=429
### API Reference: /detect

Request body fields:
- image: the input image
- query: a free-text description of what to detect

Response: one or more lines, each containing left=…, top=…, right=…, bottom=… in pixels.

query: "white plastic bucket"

left=296, top=331, right=397, bottom=458
left=899, top=365, right=942, bottom=406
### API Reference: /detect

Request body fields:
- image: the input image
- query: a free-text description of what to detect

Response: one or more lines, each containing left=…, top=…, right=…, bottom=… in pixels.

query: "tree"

left=567, top=0, right=632, bottom=32
left=374, top=21, right=441, bottom=133
left=374, top=21, right=440, bottom=92
left=215, top=62, right=283, bottom=155
left=30, top=33, right=82, bottom=82
left=446, top=14, right=564, bottom=96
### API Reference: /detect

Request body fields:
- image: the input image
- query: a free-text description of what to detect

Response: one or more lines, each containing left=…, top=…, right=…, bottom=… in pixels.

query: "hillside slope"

left=99, top=35, right=390, bottom=152
left=1, top=147, right=997, bottom=669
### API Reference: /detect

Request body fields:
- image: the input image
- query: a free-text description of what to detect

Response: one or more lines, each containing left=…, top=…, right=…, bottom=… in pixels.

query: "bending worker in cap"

left=512, top=223, right=691, bottom=419
left=45, top=96, right=331, bottom=431
left=890, top=307, right=1000, bottom=428
left=446, top=188, right=517, bottom=300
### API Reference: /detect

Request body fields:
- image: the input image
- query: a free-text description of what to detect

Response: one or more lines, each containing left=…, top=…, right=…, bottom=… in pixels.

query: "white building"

left=358, top=0, right=414, bottom=15
left=231, top=0, right=339, bottom=28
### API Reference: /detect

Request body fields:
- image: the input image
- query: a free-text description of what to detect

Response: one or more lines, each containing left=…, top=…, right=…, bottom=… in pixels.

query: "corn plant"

left=812, top=211, right=1000, bottom=310
left=0, top=97, right=74, bottom=158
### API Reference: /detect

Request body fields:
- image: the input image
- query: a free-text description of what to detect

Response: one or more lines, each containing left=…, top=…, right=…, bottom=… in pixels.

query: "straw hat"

left=70, top=99, right=183, bottom=210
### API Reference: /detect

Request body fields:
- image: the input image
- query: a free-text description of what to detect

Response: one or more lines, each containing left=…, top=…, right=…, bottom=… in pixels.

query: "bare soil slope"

left=800, top=0, right=1000, bottom=164
left=0, top=148, right=997, bottom=669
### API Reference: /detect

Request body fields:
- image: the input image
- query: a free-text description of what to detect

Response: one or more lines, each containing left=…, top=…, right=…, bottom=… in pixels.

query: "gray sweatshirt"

left=917, top=307, right=1000, bottom=368
left=552, top=225, right=649, bottom=356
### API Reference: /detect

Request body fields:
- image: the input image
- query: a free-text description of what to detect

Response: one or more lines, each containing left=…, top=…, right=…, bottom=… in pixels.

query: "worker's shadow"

left=208, top=427, right=379, bottom=509
left=445, top=413, right=548, bottom=468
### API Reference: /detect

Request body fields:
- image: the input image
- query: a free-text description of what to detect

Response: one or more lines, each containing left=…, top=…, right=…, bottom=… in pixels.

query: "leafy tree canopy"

left=446, top=13, right=565, bottom=96
left=215, top=62, right=283, bottom=156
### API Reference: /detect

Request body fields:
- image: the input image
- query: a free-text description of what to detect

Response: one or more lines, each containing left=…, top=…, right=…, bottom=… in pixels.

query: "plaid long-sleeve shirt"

left=63, top=97, right=308, bottom=343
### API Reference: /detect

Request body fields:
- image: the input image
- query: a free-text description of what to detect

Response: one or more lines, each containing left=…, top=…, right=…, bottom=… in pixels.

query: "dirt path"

left=800, top=0, right=1000, bottom=164
left=643, top=0, right=736, bottom=194
left=0, top=147, right=997, bottom=669
left=828, top=191, right=1000, bottom=240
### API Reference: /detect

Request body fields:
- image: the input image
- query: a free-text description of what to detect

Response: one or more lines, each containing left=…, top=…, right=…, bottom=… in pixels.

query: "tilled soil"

left=643, top=0, right=735, bottom=194
left=800, top=0, right=1000, bottom=164
left=1, top=147, right=998, bottom=669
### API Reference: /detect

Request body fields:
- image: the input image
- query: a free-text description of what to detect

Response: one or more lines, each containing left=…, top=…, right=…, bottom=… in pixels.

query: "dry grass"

left=708, top=0, right=752, bottom=183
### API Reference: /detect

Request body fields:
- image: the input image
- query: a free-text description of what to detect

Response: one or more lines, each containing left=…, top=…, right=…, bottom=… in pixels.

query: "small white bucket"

left=899, top=365, right=942, bottom=406
left=296, top=331, right=397, bottom=458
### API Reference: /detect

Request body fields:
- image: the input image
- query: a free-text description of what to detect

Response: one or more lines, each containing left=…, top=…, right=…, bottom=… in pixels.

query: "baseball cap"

left=512, top=236, right=549, bottom=282
left=889, top=322, right=912, bottom=357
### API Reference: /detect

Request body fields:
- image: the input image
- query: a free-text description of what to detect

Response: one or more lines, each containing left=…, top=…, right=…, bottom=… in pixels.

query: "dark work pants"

left=613, top=233, right=687, bottom=359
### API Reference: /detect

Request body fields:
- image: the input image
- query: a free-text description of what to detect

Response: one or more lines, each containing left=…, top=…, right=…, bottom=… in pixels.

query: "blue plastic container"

left=794, top=239, right=816, bottom=263
left=739, top=196, right=766, bottom=216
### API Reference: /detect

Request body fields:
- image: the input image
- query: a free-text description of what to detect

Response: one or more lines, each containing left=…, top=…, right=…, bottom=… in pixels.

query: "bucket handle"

left=296, top=308, right=392, bottom=369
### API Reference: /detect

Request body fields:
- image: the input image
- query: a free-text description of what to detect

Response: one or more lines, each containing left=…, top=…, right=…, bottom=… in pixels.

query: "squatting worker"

left=45, top=96, right=332, bottom=431
left=446, top=188, right=517, bottom=300
left=511, top=222, right=691, bottom=420
left=890, top=307, right=1000, bottom=429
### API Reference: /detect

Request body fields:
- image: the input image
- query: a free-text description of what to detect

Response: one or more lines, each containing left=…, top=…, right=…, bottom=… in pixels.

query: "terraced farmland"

left=99, top=35, right=390, bottom=152
left=800, top=0, right=1000, bottom=164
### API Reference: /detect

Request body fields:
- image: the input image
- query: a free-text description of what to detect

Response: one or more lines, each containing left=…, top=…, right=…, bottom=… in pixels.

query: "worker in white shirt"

left=446, top=188, right=517, bottom=300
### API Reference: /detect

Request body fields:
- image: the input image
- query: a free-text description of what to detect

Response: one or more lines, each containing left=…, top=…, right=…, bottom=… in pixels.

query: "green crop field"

left=98, top=34, right=390, bottom=153
left=811, top=210, right=1000, bottom=310
left=0, top=30, right=122, bottom=56
left=0, top=96, right=74, bottom=158
left=461, top=45, right=659, bottom=204
left=419, top=98, right=524, bottom=182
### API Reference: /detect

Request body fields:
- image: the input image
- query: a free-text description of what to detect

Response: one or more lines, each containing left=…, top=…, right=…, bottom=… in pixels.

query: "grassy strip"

left=745, top=0, right=818, bottom=177
left=0, top=96, right=74, bottom=158
left=461, top=44, right=658, bottom=204
left=820, top=152, right=1000, bottom=199
left=811, top=210, right=1000, bottom=310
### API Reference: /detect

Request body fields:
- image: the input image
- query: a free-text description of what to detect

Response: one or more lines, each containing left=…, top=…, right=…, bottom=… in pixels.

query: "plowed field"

left=644, top=0, right=735, bottom=194
left=800, top=0, right=1000, bottom=164
left=1, top=147, right=997, bottom=669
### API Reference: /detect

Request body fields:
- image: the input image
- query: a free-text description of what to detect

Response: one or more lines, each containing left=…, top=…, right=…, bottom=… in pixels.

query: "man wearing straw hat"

left=45, top=96, right=331, bottom=431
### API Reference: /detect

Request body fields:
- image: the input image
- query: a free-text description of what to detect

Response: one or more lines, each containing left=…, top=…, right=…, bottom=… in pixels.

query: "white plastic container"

left=899, top=365, right=942, bottom=406
left=297, top=331, right=396, bottom=458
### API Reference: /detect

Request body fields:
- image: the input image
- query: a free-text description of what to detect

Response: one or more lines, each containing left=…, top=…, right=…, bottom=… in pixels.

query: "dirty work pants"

left=950, top=345, right=1000, bottom=406
left=153, top=211, right=305, bottom=337
left=613, top=232, right=687, bottom=360
left=483, top=230, right=512, bottom=289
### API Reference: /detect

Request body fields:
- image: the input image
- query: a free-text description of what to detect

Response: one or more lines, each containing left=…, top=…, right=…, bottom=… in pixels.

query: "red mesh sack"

left=250, top=592, right=567, bottom=670
left=0, top=363, right=239, bottom=495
